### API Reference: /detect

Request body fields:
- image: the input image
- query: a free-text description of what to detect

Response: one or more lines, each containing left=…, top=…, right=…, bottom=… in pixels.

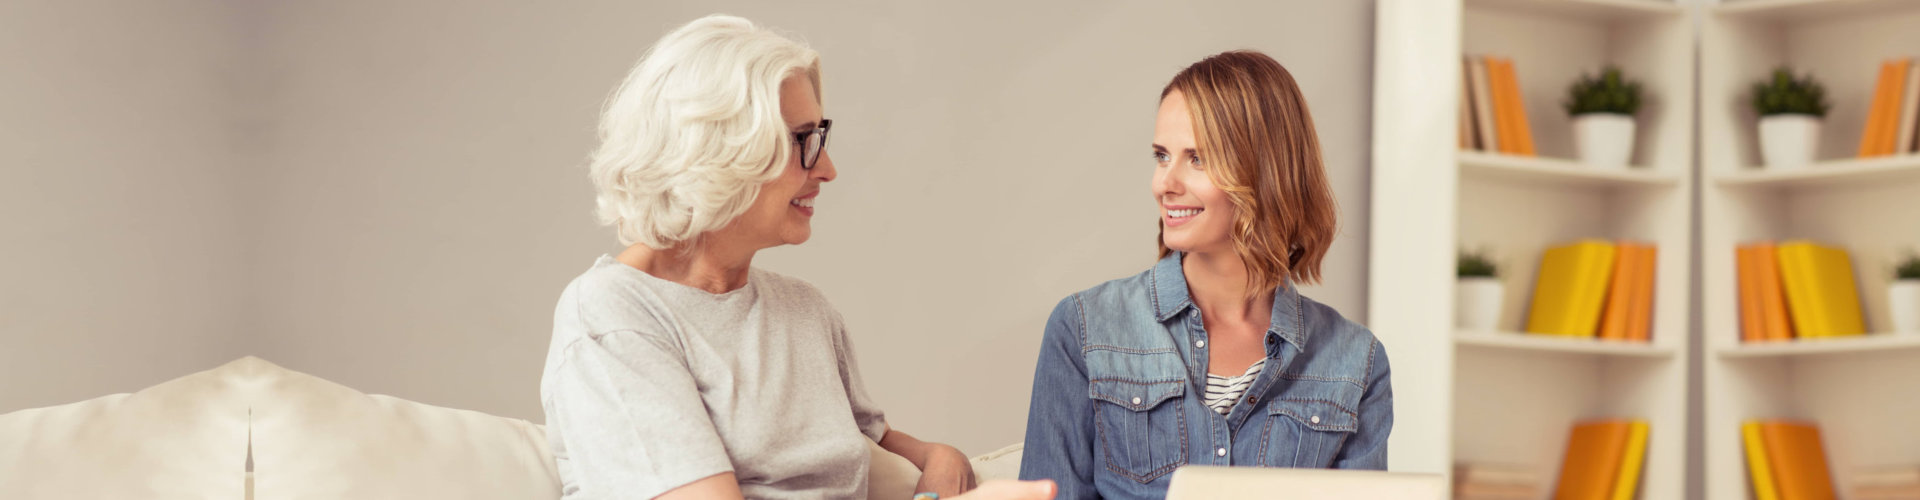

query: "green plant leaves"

left=1564, top=65, right=1643, bottom=116
left=1751, top=66, right=1830, bottom=117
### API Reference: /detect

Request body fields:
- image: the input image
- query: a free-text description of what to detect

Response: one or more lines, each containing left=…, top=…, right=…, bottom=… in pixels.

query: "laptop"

left=1165, top=465, right=1447, bottom=500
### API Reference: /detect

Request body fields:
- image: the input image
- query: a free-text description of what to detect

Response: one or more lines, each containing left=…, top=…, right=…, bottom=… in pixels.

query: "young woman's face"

left=730, top=75, right=836, bottom=249
left=1152, top=90, right=1237, bottom=256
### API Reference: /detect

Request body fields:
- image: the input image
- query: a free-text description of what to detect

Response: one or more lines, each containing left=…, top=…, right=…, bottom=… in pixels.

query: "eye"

left=1189, top=154, right=1204, bottom=167
left=1152, top=151, right=1170, bottom=164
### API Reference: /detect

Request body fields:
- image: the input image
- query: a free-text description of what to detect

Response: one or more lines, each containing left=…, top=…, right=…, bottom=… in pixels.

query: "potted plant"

left=1457, top=248, right=1504, bottom=331
left=1564, top=65, right=1642, bottom=169
left=1891, top=252, right=1920, bottom=333
left=1751, top=66, right=1831, bottom=169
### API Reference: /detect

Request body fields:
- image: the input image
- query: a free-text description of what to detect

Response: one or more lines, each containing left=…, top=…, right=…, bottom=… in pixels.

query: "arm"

left=546, top=331, right=740, bottom=499
left=654, top=473, right=743, bottom=500
left=829, top=308, right=976, bottom=496
left=880, top=428, right=975, bottom=496
left=1017, top=297, right=1099, bottom=500
left=1332, top=338, right=1393, bottom=470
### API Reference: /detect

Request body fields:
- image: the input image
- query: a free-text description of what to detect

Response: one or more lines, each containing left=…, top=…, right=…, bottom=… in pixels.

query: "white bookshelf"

left=1716, top=333, right=1920, bottom=358
left=1457, top=330, right=1678, bottom=357
left=1372, top=0, right=1694, bottom=498
left=1461, top=151, right=1682, bottom=188
left=1701, top=0, right=1920, bottom=498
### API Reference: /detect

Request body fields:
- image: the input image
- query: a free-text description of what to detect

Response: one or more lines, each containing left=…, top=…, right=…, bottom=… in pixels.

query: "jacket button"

left=1216, top=447, right=1227, bottom=457
left=1132, top=397, right=1142, bottom=405
left=1248, top=395, right=1258, bottom=404
left=1311, top=415, right=1321, bottom=424
left=1195, top=339, right=1206, bottom=348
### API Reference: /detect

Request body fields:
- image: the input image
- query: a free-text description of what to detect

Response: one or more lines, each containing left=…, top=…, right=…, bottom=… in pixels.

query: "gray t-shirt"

left=540, top=255, right=888, bottom=500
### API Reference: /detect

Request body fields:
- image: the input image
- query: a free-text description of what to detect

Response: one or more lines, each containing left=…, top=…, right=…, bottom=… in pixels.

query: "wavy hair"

left=588, top=14, right=820, bottom=249
left=1158, top=50, right=1339, bottom=293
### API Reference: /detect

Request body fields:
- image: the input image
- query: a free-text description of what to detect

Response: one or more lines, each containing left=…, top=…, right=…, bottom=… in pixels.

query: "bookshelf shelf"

left=1717, top=333, right=1920, bottom=358
left=1456, top=330, right=1676, bottom=357
left=1713, top=0, right=1920, bottom=21
left=1713, top=154, right=1920, bottom=189
left=1462, top=151, right=1681, bottom=188
left=1469, top=0, right=1685, bottom=20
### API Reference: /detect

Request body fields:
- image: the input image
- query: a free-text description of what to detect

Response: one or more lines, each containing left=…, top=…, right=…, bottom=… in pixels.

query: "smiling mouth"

left=1166, top=208, right=1202, bottom=218
left=790, top=198, right=814, bottom=208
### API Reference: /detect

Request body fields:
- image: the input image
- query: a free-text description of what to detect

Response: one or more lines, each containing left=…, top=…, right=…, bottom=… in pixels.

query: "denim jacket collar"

left=1149, top=251, right=1307, bottom=353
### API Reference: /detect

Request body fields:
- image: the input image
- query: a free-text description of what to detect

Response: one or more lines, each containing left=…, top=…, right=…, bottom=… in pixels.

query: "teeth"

left=791, top=198, right=814, bottom=208
left=1167, top=208, right=1202, bottom=218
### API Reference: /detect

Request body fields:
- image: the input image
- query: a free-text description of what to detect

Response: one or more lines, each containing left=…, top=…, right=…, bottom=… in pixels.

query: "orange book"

left=1626, top=244, right=1658, bottom=342
left=1484, top=56, right=1516, bottom=154
left=1760, top=420, right=1838, bottom=500
left=1597, top=242, right=1642, bottom=341
left=1882, top=59, right=1912, bottom=156
left=1863, top=60, right=1905, bottom=157
left=1553, top=420, right=1633, bottom=500
left=1739, top=245, right=1764, bottom=342
left=1754, top=242, right=1794, bottom=340
left=1499, top=58, right=1538, bottom=156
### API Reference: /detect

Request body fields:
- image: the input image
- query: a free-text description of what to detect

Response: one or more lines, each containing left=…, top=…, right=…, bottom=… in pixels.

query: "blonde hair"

left=1158, top=50, right=1339, bottom=292
left=588, top=14, right=821, bottom=248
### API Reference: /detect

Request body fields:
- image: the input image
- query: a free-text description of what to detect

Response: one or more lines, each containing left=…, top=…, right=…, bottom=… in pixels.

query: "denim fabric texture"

left=1019, top=252, right=1393, bottom=500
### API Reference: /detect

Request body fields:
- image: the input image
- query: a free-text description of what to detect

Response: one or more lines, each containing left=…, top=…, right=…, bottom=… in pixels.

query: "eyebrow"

left=790, top=120, right=823, bottom=132
left=1151, top=144, right=1197, bottom=156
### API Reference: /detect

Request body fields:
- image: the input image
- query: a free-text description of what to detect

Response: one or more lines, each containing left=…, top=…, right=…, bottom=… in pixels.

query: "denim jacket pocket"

left=1260, top=398, right=1358, bottom=468
left=1089, top=378, right=1187, bottom=483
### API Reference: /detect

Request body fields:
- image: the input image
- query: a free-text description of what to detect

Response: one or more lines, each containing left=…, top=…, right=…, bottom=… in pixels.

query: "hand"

left=912, top=444, right=976, bottom=497
left=947, top=479, right=1057, bottom=500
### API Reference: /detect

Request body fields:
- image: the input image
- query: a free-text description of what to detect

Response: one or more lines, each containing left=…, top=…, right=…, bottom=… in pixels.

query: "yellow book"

left=1745, top=421, right=1782, bottom=500
left=1776, top=241, right=1867, bottom=337
left=1609, top=420, right=1650, bottom=500
left=1527, top=240, right=1618, bottom=336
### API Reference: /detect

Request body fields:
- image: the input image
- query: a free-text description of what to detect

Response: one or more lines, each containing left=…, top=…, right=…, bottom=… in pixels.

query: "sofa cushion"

left=244, top=358, right=560, bottom=500
left=0, top=357, right=253, bottom=500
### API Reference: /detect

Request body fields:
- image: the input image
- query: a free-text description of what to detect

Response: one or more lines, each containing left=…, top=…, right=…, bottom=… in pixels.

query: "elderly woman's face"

left=733, top=74, right=836, bottom=249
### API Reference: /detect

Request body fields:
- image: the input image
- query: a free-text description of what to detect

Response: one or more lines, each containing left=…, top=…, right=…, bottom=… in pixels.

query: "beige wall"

left=0, top=0, right=249, bottom=412
left=243, top=0, right=1375, bottom=454
left=3, top=1, right=1375, bottom=456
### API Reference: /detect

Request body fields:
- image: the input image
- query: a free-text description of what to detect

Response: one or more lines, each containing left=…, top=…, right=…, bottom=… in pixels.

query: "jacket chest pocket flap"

left=1089, top=378, right=1187, bottom=483
left=1261, top=398, right=1359, bottom=468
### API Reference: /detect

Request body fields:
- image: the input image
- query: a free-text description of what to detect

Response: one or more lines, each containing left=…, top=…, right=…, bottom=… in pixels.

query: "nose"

left=1151, top=163, right=1178, bottom=201
left=812, top=150, right=837, bottom=183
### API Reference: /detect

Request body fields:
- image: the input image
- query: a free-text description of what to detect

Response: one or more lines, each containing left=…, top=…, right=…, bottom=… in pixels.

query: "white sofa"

left=0, top=357, right=1023, bottom=500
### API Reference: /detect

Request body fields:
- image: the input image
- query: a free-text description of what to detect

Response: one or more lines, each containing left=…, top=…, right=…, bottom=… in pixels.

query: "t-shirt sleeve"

left=545, top=329, right=734, bottom=499
left=831, top=312, right=889, bottom=442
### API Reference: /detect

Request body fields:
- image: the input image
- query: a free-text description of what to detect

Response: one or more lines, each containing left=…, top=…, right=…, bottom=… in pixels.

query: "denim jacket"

left=1018, top=252, right=1393, bottom=500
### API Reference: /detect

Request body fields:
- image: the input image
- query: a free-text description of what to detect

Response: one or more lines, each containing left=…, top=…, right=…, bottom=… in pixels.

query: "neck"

left=1180, top=250, right=1274, bottom=324
left=616, top=236, right=757, bottom=294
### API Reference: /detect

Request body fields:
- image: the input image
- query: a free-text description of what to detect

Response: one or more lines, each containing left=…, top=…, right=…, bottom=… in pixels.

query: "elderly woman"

left=539, top=15, right=1052, bottom=500
left=1018, top=50, right=1393, bottom=500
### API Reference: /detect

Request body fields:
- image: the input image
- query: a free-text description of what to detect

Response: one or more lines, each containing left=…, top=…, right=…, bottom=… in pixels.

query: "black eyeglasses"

left=792, top=119, right=832, bottom=169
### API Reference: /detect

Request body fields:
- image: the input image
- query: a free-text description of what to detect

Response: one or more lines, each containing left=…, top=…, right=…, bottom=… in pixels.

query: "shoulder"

left=1050, top=266, right=1177, bottom=353
left=556, top=259, right=678, bottom=340
left=1065, top=266, right=1156, bottom=317
left=748, top=267, right=839, bottom=318
left=1295, top=293, right=1389, bottom=376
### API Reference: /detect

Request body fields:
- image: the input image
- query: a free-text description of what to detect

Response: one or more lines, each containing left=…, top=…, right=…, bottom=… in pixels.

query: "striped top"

left=1203, top=358, right=1267, bottom=415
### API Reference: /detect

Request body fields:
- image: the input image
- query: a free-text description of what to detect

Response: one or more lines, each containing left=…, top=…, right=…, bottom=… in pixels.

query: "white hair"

left=589, top=14, right=821, bottom=248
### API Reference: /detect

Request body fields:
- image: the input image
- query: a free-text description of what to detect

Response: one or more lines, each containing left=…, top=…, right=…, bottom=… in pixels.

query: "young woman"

left=539, top=15, right=1052, bottom=500
left=1017, top=50, right=1393, bottom=500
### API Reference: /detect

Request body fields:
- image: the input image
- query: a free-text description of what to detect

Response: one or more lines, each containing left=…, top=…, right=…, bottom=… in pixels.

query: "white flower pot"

left=1890, top=280, right=1920, bottom=333
left=1456, top=277, right=1505, bottom=331
left=1572, top=113, right=1636, bottom=169
left=1759, top=114, right=1821, bottom=170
